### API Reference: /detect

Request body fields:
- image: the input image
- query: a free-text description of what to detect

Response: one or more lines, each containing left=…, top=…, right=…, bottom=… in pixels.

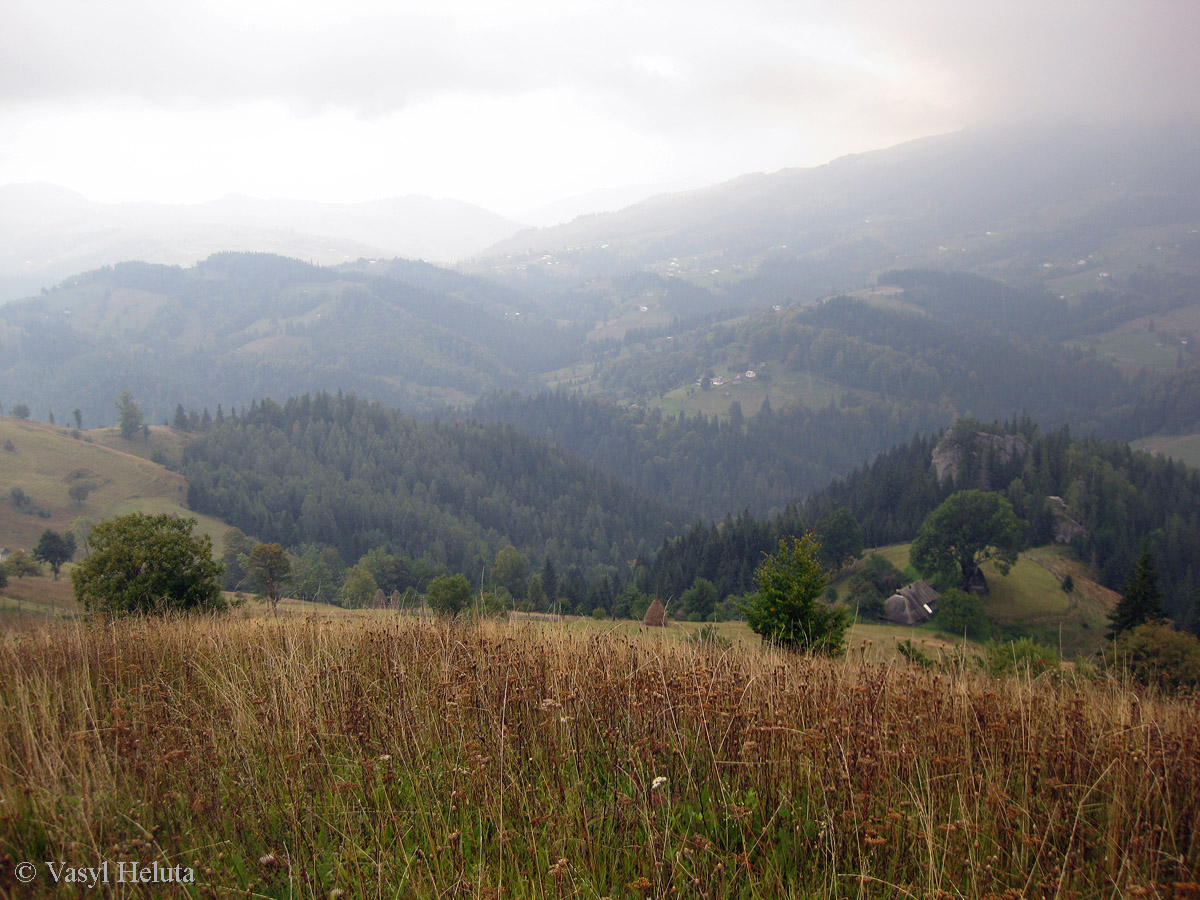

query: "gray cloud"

left=6, top=0, right=1195, bottom=125
left=2, top=0, right=1197, bottom=209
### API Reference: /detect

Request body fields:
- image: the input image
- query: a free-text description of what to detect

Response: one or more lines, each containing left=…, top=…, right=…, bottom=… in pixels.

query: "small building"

left=884, top=580, right=939, bottom=626
left=643, top=598, right=669, bottom=627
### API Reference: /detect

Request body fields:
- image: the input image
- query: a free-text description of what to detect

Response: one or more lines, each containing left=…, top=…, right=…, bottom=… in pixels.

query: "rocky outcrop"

left=932, top=428, right=1030, bottom=487
left=1045, top=495, right=1087, bottom=544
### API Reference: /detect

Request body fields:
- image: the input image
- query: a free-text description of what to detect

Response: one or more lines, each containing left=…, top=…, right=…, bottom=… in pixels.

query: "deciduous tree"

left=910, top=490, right=1024, bottom=592
left=493, top=545, right=528, bottom=600
left=681, top=576, right=718, bottom=622
left=247, top=542, right=292, bottom=615
left=338, top=563, right=377, bottom=609
left=33, top=529, right=75, bottom=580
left=5, top=549, right=41, bottom=579
left=427, top=573, right=472, bottom=618
left=71, top=513, right=224, bottom=615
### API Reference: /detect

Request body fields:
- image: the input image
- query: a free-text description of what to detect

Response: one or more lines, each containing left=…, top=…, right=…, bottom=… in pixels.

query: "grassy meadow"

left=1132, top=433, right=1200, bottom=471
left=0, top=418, right=230, bottom=553
left=2, top=615, right=1198, bottom=899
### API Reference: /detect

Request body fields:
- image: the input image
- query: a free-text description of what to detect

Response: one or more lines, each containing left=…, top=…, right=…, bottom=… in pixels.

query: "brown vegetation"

left=0, top=617, right=1197, bottom=898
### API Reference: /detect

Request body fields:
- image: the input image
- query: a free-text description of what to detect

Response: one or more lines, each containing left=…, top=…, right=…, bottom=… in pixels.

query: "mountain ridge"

left=0, top=185, right=526, bottom=302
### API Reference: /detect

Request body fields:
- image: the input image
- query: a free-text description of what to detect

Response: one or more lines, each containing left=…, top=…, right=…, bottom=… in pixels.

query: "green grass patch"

left=839, top=544, right=1112, bottom=657
left=1066, top=329, right=1185, bottom=370
left=1131, top=432, right=1200, bottom=470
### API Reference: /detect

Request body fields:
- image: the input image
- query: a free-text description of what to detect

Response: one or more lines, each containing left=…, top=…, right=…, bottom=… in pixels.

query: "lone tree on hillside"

left=910, top=490, right=1024, bottom=592
left=71, top=512, right=224, bottom=615
left=1107, top=545, right=1164, bottom=639
left=116, top=391, right=144, bottom=440
left=740, top=533, right=849, bottom=655
left=33, top=529, right=76, bottom=580
left=247, top=542, right=292, bottom=615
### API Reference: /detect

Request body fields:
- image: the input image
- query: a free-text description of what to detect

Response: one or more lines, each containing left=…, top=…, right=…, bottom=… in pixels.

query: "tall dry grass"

left=1, top=616, right=1197, bottom=898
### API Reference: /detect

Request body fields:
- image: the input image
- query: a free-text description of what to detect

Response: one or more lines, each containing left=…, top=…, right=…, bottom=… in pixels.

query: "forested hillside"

left=180, top=392, right=681, bottom=581
left=662, top=418, right=1200, bottom=629
left=470, top=268, right=1200, bottom=519
left=0, top=252, right=585, bottom=426
left=471, top=391, right=937, bottom=519
left=645, top=418, right=1200, bottom=632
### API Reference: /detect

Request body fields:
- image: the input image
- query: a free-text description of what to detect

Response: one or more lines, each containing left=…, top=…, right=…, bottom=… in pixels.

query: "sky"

left=2, top=0, right=1198, bottom=219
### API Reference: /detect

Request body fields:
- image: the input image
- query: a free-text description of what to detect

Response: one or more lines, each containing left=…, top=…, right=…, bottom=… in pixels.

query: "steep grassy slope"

left=0, top=417, right=231, bottom=584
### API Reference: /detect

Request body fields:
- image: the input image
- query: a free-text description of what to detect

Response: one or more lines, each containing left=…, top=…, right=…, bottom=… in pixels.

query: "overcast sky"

left=2, top=0, right=1197, bottom=218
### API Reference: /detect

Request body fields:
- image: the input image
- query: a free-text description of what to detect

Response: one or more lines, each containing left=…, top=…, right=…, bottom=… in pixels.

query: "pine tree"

left=1107, top=546, right=1164, bottom=639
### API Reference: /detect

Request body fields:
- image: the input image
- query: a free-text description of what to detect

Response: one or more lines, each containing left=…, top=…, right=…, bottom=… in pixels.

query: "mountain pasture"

left=0, top=417, right=230, bottom=561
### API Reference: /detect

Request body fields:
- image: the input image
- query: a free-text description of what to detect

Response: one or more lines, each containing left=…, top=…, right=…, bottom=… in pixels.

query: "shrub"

left=1104, top=622, right=1200, bottom=690
left=427, top=574, right=471, bottom=618
left=932, top=587, right=989, bottom=639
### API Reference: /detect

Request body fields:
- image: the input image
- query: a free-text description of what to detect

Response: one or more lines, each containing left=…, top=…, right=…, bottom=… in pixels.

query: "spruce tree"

left=1107, top=546, right=1164, bottom=639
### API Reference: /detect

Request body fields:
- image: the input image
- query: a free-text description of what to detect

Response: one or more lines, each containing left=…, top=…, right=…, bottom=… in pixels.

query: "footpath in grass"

left=2, top=616, right=1197, bottom=899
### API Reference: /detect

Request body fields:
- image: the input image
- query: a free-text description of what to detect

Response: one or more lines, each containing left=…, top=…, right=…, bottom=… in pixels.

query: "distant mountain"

left=0, top=184, right=525, bottom=302
left=0, top=252, right=584, bottom=427
left=514, top=178, right=711, bottom=228
left=476, top=120, right=1200, bottom=307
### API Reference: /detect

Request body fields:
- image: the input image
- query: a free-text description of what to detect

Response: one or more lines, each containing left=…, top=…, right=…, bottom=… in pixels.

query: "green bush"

left=71, top=513, right=224, bottom=615
left=933, top=587, right=989, bottom=640
left=1104, top=622, right=1200, bottom=690
left=426, top=574, right=471, bottom=618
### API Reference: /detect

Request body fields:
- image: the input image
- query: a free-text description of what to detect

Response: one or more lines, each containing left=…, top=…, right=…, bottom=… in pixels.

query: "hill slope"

left=0, top=184, right=525, bottom=302
left=179, top=391, right=684, bottom=578
left=0, top=416, right=231, bottom=554
left=0, top=252, right=584, bottom=426
left=478, top=120, right=1200, bottom=306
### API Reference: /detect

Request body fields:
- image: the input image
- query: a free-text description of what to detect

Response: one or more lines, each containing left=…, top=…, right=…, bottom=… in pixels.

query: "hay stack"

left=643, top=598, right=668, bottom=627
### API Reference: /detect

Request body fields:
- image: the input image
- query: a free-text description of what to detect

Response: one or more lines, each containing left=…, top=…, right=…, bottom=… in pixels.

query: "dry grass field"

left=2, top=615, right=1197, bottom=899
left=0, top=418, right=230, bottom=553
